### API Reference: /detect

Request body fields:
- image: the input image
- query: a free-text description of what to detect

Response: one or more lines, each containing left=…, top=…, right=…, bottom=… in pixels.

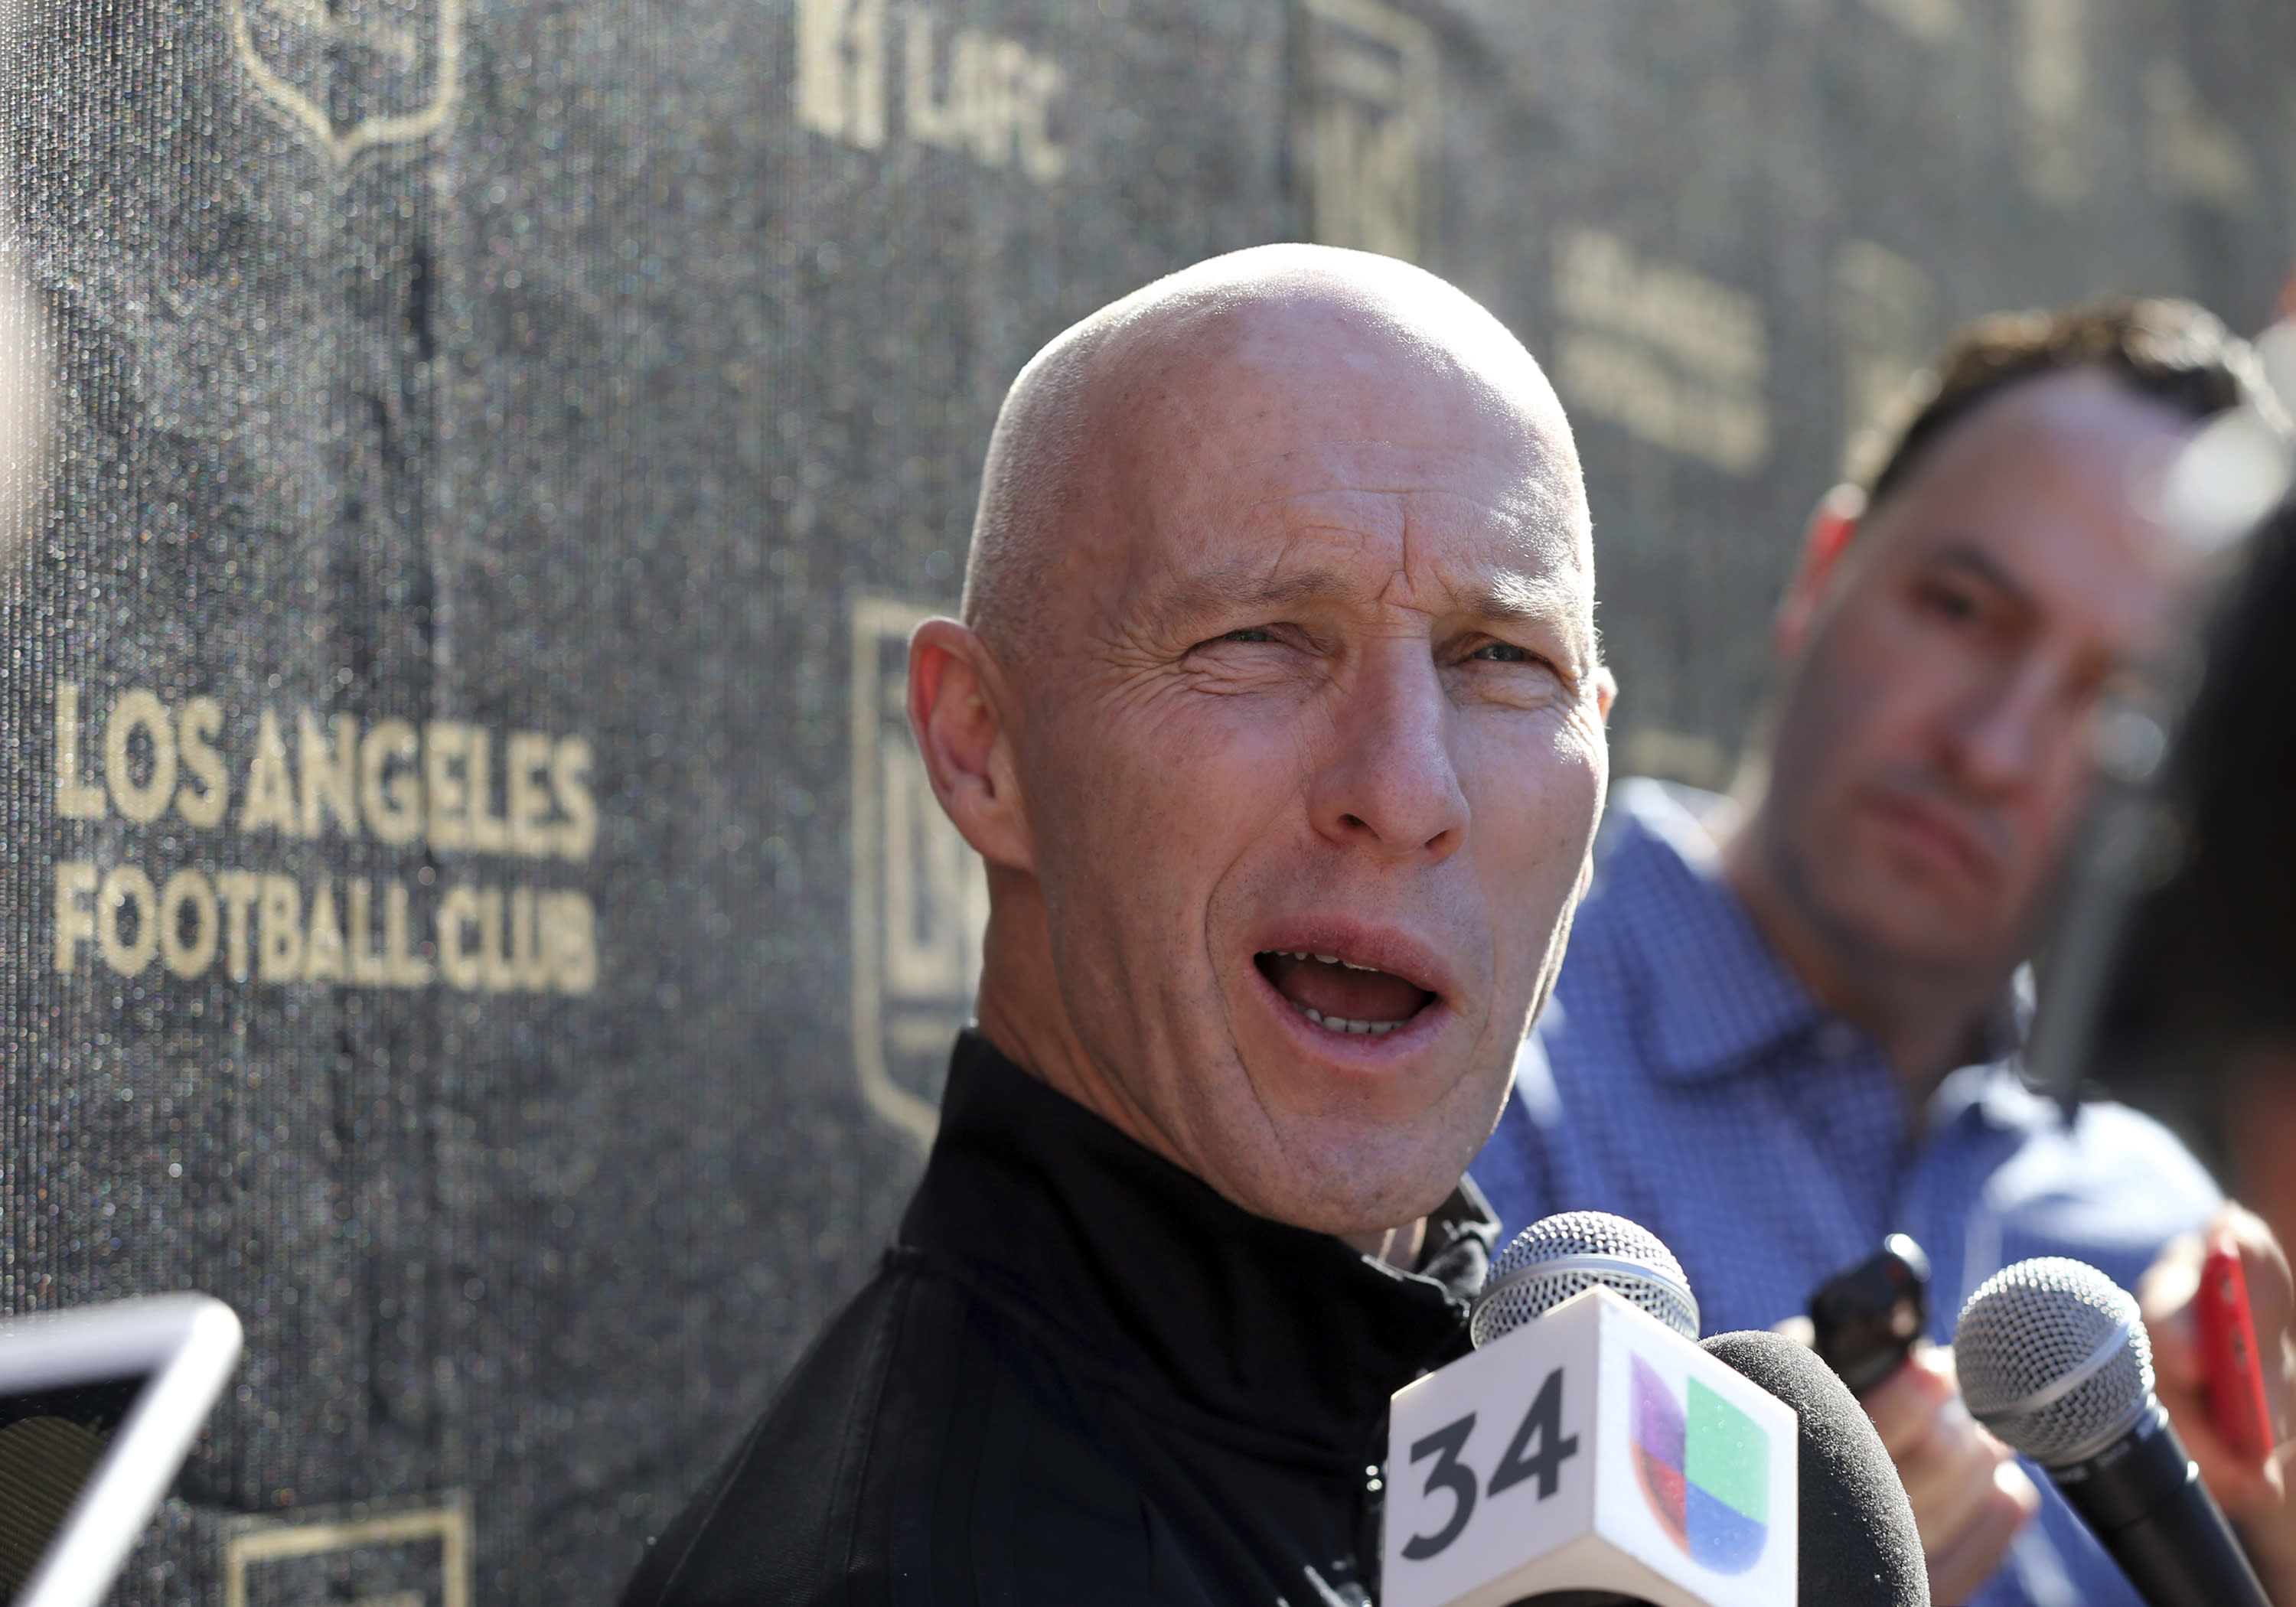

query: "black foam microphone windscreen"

left=1701, top=1330, right=1931, bottom=1606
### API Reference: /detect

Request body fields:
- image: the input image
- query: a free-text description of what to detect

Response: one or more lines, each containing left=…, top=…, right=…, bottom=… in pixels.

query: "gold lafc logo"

left=230, top=0, right=461, bottom=164
left=850, top=595, right=988, bottom=1152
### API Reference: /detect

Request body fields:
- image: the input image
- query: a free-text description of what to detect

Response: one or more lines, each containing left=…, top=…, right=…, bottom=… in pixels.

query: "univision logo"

left=1630, top=1354, right=1769, bottom=1573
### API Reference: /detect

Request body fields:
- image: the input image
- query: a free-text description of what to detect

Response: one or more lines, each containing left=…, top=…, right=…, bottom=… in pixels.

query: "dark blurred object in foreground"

left=2033, top=472, right=2296, bottom=1597
left=2040, top=487, right=2296, bottom=1175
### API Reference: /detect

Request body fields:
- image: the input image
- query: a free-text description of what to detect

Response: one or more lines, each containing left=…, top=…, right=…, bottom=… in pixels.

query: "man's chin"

left=1202, top=1063, right=1494, bottom=1237
left=1174, top=981, right=1500, bottom=1232
left=1823, top=872, right=2023, bottom=977
left=1829, top=809, right=2018, bottom=931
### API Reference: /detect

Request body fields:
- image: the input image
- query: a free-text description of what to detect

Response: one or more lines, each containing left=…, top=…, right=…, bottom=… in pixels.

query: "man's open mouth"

left=1254, top=950, right=1438, bottom=1037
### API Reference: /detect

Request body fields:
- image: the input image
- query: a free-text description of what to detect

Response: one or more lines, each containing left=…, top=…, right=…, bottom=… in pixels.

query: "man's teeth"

left=1293, top=1002, right=1403, bottom=1036
left=1265, top=951, right=1414, bottom=1035
left=1274, top=950, right=1381, bottom=973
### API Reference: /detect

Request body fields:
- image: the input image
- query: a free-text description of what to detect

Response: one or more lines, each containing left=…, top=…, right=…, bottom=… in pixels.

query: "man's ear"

left=907, top=618, right=1035, bottom=873
left=1775, top=483, right=1864, bottom=657
left=1582, top=668, right=1619, bottom=902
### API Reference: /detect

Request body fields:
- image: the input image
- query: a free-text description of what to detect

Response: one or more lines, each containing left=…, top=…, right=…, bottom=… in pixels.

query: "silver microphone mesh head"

left=1470, top=1210, right=1698, bottom=1348
left=1954, top=1257, right=2155, bottom=1467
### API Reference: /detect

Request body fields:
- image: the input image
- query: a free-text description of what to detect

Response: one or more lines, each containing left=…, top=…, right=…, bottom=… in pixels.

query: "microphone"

left=1699, top=1331, right=1929, bottom=1607
left=1469, top=1210, right=1703, bottom=1348
left=1383, top=1211, right=1924, bottom=1605
left=1955, top=1256, right=2270, bottom=1607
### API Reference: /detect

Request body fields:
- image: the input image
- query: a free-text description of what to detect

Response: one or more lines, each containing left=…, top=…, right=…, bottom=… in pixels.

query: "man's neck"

left=973, top=954, right=1172, bottom=1165
left=1718, top=808, right=2003, bottom=1105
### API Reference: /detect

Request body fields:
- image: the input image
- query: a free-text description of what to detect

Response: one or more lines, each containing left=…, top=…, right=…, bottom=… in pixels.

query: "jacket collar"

left=898, top=1032, right=1495, bottom=1466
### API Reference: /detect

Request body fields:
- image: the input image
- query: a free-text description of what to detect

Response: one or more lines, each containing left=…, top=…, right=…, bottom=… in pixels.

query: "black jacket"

left=621, top=1031, right=1498, bottom=1606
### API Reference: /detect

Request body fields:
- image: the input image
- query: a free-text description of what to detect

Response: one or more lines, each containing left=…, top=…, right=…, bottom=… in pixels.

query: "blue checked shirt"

left=1473, top=779, right=2223, bottom=1607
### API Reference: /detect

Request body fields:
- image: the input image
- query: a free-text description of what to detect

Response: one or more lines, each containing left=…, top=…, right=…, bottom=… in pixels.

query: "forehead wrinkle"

left=1238, top=486, right=1573, bottom=559
left=1227, top=438, right=1512, bottom=475
left=1228, top=485, right=1590, bottom=588
left=1125, top=560, right=1354, bottom=644
left=1131, top=466, right=1593, bottom=634
left=1258, top=489, right=1595, bottom=608
left=1058, top=336, right=1591, bottom=673
left=1371, top=562, right=1596, bottom=658
left=1228, top=437, right=1565, bottom=507
left=1123, top=538, right=1593, bottom=660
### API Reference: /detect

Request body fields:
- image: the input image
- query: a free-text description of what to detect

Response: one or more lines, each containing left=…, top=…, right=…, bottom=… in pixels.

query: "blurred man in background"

left=1474, top=298, right=2294, bottom=1605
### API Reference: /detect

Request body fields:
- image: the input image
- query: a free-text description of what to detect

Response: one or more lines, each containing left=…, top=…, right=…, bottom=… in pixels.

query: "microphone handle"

left=2048, top=1402, right=2270, bottom=1607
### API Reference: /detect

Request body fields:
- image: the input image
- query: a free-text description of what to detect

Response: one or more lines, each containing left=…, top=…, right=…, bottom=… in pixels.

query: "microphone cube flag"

left=1382, top=1286, right=1799, bottom=1607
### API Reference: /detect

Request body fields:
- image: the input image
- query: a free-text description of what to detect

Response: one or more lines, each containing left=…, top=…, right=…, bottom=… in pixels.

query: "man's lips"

left=1866, top=790, right=2000, bottom=887
left=1252, top=944, right=1441, bottom=1037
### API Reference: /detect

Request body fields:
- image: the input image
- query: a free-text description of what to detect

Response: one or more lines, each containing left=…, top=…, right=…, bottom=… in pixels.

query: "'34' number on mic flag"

left=1399, top=1365, right=1580, bottom=1560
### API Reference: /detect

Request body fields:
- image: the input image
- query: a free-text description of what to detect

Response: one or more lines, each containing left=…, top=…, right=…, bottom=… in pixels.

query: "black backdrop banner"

left=0, top=0, right=2288, bottom=1599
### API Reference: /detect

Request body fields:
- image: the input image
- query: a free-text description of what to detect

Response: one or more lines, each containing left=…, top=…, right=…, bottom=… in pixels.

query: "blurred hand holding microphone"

left=1958, top=1255, right=2272, bottom=1607
left=1802, top=1238, right=2040, bottom=1602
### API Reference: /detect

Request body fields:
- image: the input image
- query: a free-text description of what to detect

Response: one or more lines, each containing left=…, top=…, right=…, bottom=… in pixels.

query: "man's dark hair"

left=1851, top=296, right=2271, bottom=506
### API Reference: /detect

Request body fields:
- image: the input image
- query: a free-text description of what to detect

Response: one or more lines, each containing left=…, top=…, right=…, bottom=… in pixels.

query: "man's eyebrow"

left=1145, top=567, right=1588, bottom=643
left=1145, top=568, right=1352, bottom=632
left=1455, top=572, right=1578, bottom=626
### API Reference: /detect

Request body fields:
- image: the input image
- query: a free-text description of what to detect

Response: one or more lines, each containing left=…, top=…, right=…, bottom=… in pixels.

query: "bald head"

left=964, top=244, right=1586, bottom=664
left=911, top=244, right=1606, bottom=1239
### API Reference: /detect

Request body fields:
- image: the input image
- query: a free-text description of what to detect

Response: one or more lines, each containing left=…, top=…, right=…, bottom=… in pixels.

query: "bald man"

left=620, top=246, right=1612, bottom=1605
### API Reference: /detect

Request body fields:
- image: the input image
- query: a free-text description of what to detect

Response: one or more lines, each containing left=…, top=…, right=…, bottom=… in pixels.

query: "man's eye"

left=1916, top=581, right=1984, bottom=624
left=1467, top=641, right=1531, bottom=663
left=1218, top=627, right=1277, bottom=644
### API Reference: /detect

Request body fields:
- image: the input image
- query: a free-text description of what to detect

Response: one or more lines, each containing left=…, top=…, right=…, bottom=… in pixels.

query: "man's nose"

left=1944, top=654, right=2067, bottom=797
left=1306, top=643, right=1469, bottom=862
